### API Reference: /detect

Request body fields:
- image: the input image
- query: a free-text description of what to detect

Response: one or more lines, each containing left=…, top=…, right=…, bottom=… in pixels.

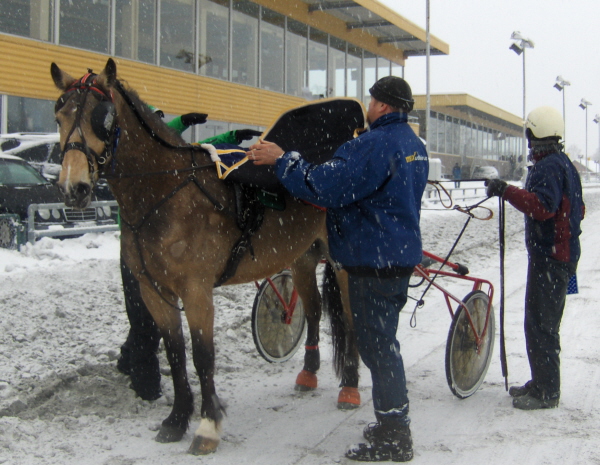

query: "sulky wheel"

left=252, top=270, right=306, bottom=363
left=445, top=290, right=495, bottom=398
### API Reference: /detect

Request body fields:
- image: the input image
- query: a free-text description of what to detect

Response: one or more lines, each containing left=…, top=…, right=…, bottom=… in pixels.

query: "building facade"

left=413, top=94, right=524, bottom=180
left=0, top=0, right=448, bottom=142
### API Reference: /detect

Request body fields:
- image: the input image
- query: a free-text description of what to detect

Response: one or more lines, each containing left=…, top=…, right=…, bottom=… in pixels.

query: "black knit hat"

left=369, top=76, right=414, bottom=112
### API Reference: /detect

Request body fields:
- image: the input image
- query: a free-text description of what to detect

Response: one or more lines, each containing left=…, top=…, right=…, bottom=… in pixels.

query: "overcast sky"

left=380, top=0, right=600, bottom=165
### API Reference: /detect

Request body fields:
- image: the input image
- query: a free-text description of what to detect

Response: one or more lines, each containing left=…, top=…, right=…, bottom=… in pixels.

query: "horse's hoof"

left=155, top=425, right=186, bottom=443
left=295, top=369, right=317, bottom=391
left=188, top=435, right=219, bottom=455
left=337, top=387, right=360, bottom=410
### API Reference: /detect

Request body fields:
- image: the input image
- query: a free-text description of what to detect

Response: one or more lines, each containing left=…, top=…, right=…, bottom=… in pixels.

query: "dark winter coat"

left=503, top=151, right=584, bottom=263
left=274, top=112, right=429, bottom=272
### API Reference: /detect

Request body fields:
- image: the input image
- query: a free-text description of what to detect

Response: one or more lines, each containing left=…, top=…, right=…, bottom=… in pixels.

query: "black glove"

left=235, top=129, right=262, bottom=144
left=485, top=178, right=508, bottom=198
left=180, top=112, right=208, bottom=127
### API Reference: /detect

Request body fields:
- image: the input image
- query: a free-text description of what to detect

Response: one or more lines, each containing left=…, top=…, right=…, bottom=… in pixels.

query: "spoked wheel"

left=252, top=270, right=306, bottom=363
left=445, top=290, right=495, bottom=398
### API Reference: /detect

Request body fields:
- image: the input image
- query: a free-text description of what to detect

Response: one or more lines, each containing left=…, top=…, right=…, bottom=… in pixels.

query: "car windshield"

left=0, top=159, right=50, bottom=186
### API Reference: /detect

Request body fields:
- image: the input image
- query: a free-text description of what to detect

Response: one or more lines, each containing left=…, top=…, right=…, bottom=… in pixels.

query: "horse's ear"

left=50, top=63, right=76, bottom=91
left=98, top=58, right=117, bottom=88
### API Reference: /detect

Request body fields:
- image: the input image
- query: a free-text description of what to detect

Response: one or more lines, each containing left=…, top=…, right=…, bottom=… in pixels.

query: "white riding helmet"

left=526, top=106, right=564, bottom=140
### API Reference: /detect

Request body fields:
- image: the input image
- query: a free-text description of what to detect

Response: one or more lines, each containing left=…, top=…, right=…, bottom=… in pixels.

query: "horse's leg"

left=139, top=285, right=194, bottom=442
left=290, top=245, right=323, bottom=391
left=334, top=269, right=361, bottom=409
left=183, top=288, right=224, bottom=456
left=322, top=264, right=361, bottom=409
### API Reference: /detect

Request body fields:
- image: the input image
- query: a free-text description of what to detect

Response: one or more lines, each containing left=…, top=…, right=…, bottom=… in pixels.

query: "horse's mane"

left=115, top=78, right=187, bottom=146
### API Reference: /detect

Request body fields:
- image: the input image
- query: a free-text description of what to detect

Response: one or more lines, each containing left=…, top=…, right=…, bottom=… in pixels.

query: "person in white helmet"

left=486, top=106, right=585, bottom=410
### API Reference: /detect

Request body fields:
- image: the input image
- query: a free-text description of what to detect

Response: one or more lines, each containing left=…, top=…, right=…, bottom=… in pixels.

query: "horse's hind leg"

left=323, top=265, right=361, bottom=409
left=183, top=289, right=225, bottom=456
left=290, top=245, right=323, bottom=391
left=139, top=286, right=194, bottom=443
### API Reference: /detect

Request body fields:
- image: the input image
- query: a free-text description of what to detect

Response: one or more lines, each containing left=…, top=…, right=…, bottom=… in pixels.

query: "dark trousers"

left=524, top=253, right=576, bottom=400
left=119, top=257, right=162, bottom=396
left=348, top=274, right=410, bottom=426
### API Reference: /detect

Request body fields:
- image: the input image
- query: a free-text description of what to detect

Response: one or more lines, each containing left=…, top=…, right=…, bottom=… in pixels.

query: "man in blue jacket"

left=486, top=106, right=584, bottom=410
left=248, top=76, right=428, bottom=462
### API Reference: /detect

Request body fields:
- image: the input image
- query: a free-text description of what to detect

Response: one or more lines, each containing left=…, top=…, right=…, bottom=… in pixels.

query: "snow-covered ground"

left=1, top=184, right=599, bottom=465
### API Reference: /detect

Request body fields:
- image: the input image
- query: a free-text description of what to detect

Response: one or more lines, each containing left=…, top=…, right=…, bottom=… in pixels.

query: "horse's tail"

left=322, top=261, right=346, bottom=379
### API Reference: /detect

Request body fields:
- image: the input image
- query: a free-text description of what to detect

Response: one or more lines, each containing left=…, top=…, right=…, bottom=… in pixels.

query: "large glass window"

left=428, top=112, right=438, bottom=152
left=60, top=0, right=110, bottom=54
left=308, top=28, right=328, bottom=99
left=437, top=113, right=446, bottom=153
left=160, top=0, right=194, bottom=72
left=1, top=0, right=54, bottom=41
left=115, top=0, right=156, bottom=64
left=347, top=45, right=362, bottom=99
left=260, top=8, right=284, bottom=93
left=232, top=1, right=258, bottom=86
left=363, top=50, right=377, bottom=106
left=7, top=96, right=56, bottom=133
left=286, top=19, right=308, bottom=97
left=199, top=0, right=229, bottom=80
left=452, top=117, right=460, bottom=155
left=328, top=37, right=345, bottom=98
left=378, top=57, right=390, bottom=78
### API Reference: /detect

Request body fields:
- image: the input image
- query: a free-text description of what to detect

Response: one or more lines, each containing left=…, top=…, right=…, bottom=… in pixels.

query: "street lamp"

left=579, top=98, right=592, bottom=172
left=510, top=31, right=534, bottom=170
left=554, top=76, right=571, bottom=146
left=594, top=114, right=600, bottom=172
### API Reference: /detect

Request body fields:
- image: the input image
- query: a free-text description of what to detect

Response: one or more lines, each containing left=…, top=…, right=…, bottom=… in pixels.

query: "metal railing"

left=26, top=200, right=119, bottom=243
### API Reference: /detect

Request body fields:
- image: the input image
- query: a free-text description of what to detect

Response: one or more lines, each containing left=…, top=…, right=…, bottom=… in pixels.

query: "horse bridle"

left=55, top=71, right=119, bottom=179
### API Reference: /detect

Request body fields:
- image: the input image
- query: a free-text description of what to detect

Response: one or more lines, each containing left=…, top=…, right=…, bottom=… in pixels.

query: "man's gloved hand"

left=180, top=113, right=208, bottom=126
left=235, top=129, right=262, bottom=144
left=485, top=178, right=508, bottom=198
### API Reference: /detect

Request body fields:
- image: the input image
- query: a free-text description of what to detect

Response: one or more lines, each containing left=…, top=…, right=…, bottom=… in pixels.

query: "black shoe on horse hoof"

left=116, top=355, right=131, bottom=375
left=128, top=383, right=162, bottom=401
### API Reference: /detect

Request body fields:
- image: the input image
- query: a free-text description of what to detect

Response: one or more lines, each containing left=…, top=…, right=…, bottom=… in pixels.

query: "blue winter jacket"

left=274, top=112, right=429, bottom=271
left=503, top=151, right=584, bottom=263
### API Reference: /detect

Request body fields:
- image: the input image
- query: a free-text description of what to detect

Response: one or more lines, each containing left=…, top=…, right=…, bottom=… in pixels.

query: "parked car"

left=471, top=165, right=499, bottom=179
left=0, top=153, right=118, bottom=249
left=0, top=133, right=114, bottom=200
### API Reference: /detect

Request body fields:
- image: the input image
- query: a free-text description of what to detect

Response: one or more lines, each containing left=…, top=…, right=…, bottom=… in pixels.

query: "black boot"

left=347, top=423, right=413, bottom=462
left=509, top=380, right=532, bottom=398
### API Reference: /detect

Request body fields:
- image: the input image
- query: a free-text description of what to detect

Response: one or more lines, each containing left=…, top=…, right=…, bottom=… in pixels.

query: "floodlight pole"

left=425, top=0, right=431, bottom=154
left=580, top=99, right=592, bottom=173
left=554, top=76, right=571, bottom=147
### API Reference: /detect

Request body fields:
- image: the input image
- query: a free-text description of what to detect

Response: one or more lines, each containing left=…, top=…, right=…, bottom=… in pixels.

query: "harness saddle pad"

left=211, top=98, right=366, bottom=187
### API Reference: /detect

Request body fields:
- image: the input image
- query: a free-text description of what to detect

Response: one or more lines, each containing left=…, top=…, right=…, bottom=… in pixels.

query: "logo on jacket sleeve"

left=405, top=152, right=427, bottom=163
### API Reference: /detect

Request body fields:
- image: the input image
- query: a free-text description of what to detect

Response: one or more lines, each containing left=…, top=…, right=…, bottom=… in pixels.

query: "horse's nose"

left=59, top=182, right=92, bottom=209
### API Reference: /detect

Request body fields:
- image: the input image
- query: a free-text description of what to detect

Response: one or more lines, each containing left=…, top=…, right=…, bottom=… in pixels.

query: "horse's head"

left=51, top=58, right=118, bottom=208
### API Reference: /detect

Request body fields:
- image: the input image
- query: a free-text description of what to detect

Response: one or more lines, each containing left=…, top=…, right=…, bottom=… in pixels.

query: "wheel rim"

left=446, top=291, right=495, bottom=398
left=252, top=271, right=306, bottom=362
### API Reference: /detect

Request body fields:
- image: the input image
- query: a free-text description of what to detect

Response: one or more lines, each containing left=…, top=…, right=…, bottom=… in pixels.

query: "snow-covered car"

left=471, top=165, right=499, bottom=179
left=0, top=153, right=118, bottom=249
left=0, top=133, right=114, bottom=200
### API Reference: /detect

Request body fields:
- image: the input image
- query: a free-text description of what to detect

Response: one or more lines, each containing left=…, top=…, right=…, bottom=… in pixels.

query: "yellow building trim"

left=0, top=34, right=306, bottom=127
left=252, top=0, right=448, bottom=65
left=414, top=93, right=523, bottom=128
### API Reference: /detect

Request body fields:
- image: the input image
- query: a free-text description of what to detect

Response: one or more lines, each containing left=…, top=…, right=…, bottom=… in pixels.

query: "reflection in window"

left=60, top=0, right=109, bottom=53
left=232, top=1, right=258, bottom=86
left=286, top=19, right=308, bottom=97
left=260, top=8, right=284, bottom=93
left=1, top=0, right=54, bottom=41
left=199, top=0, right=229, bottom=80
left=308, top=28, right=328, bottom=99
left=7, top=96, right=56, bottom=133
left=378, top=57, right=390, bottom=78
left=115, top=0, right=156, bottom=64
left=363, top=50, right=377, bottom=106
left=160, top=0, right=194, bottom=72
left=347, top=45, right=362, bottom=99
left=328, top=37, right=345, bottom=97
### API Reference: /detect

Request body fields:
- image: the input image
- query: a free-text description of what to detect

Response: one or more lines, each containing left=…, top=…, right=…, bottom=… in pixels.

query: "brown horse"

left=50, top=58, right=360, bottom=455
